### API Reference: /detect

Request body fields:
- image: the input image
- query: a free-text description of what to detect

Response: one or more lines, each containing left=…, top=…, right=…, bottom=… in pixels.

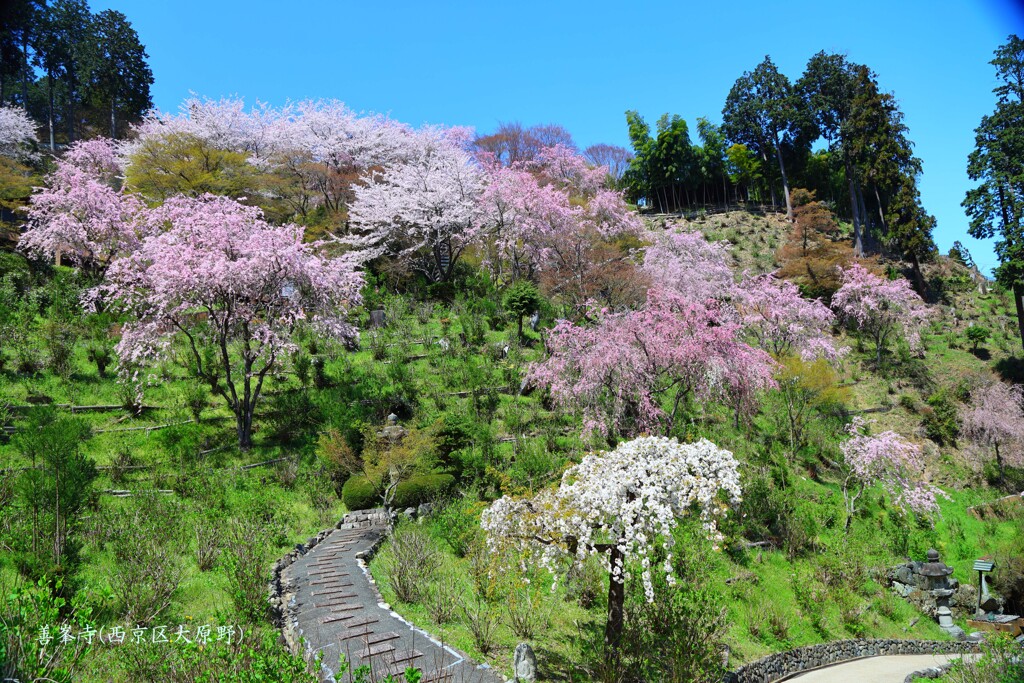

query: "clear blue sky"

left=95, top=0, right=1024, bottom=275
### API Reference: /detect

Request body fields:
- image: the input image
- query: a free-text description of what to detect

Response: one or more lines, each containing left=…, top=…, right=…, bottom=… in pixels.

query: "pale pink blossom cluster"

left=103, top=193, right=363, bottom=372
left=528, top=287, right=777, bottom=437
left=125, top=96, right=415, bottom=202
left=840, top=417, right=944, bottom=520
left=832, top=264, right=930, bottom=362
left=736, top=273, right=846, bottom=361
left=348, top=126, right=485, bottom=282
left=21, top=138, right=147, bottom=268
left=531, top=143, right=608, bottom=196
left=640, top=227, right=735, bottom=304
left=480, top=436, right=742, bottom=601
left=0, top=105, right=39, bottom=160
left=961, top=381, right=1024, bottom=471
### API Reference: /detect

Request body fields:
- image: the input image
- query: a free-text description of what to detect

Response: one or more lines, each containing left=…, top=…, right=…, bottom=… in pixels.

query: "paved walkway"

left=786, top=652, right=978, bottom=682
left=280, top=510, right=504, bottom=683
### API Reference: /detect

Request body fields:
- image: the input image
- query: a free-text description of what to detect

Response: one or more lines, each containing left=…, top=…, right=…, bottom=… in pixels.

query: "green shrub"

left=0, top=577, right=92, bottom=683
left=898, top=393, right=919, bottom=412
left=966, top=324, right=991, bottom=351
left=434, top=411, right=475, bottom=471
left=922, top=388, right=959, bottom=446
left=266, top=390, right=323, bottom=443
left=431, top=498, right=483, bottom=557
left=342, top=473, right=455, bottom=511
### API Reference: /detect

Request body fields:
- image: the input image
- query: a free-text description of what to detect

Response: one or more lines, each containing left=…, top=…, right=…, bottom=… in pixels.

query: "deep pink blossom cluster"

left=477, top=158, right=640, bottom=284
left=528, top=288, right=777, bottom=437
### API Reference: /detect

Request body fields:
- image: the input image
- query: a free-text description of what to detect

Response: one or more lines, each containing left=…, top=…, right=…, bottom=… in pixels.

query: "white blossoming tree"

left=480, top=436, right=741, bottom=655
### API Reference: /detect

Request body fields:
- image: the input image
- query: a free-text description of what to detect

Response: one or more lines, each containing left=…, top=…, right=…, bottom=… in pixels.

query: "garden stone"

left=513, top=642, right=537, bottom=683
left=403, top=507, right=416, bottom=519
left=980, top=595, right=1001, bottom=612
left=893, top=581, right=914, bottom=598
left=895, top=565, right=915, bottom=585
left=370, top=309, right=387, bottom=328
left=417, top=503, right=433, bottom=517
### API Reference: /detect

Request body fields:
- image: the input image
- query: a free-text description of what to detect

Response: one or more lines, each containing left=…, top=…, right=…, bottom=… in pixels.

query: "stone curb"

left=723, top=639, right=980, bottom=683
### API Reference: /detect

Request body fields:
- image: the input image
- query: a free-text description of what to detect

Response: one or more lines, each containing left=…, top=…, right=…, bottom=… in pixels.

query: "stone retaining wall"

left=724, top=639, right=979, bottom=683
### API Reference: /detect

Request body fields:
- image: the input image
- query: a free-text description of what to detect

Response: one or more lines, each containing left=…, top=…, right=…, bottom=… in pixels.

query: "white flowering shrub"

left=480, top=436, right=741, bottom=650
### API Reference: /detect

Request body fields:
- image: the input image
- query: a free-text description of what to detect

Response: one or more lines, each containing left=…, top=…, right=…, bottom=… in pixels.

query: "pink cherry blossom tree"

left=102, top=194, right=363, bottom=449
left=831, top=263, right=930, bottom=366
left=480, top=435, right=741, bottom=655
left=840, top=417, right=943, bottom=530
left=476, top=147, right=642, bottom=313
left=21, top=138, right=146, bottom=275
left=961, top=381, right=1024, bottom=483
left=527, top=288, right=776, bottom=438
left=736, top=272, right=845, bottom=361
left=641, top=227, right=735, bottom=304
left=349, top=127, right=484, bottom=282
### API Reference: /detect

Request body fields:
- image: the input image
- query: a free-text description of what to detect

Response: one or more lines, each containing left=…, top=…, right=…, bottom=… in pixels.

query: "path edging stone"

left=723, top=639, right=979, bottom=683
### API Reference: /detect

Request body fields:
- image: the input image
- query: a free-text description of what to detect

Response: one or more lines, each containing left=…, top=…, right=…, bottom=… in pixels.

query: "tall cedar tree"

left=965, top=35, right=1024, bottom=351
left=845, top=65, right=936, bottom=291
left=797, top=52, right=867, bottom=255
left=1, top=1, right=152, bottom=144
left=722, top=56, right=808, bottom=221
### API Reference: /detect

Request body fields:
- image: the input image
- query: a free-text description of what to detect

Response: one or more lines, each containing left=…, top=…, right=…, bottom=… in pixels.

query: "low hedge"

left=342, top=473, right=456, bottom=511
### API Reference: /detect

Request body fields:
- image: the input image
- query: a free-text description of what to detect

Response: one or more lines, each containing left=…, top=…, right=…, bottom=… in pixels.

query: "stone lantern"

left=919, top=549, right=960, bottom=637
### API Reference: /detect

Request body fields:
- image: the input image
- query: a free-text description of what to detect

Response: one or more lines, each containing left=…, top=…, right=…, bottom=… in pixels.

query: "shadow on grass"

left=969, top=348, right=992, bottom=361
left=994, top=356, right=1024, bottom=383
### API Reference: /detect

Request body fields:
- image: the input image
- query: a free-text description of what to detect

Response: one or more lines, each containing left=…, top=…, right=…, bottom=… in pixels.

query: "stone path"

left=279, top=510, right=504, bottom=683
left=785, top=652, right=978, bottom=682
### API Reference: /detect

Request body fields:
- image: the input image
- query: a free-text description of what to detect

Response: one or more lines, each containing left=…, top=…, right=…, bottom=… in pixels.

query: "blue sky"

left=95, top=0, right=1024, bottom=275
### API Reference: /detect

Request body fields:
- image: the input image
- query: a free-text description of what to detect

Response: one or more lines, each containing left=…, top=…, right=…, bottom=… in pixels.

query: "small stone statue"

left=513, top=642, right=537, bottom=683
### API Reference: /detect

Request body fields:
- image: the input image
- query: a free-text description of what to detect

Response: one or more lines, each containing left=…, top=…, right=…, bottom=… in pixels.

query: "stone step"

left=356, top=640, right=398, bottom=660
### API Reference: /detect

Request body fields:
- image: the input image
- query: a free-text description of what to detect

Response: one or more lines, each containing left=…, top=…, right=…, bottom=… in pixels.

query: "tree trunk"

left=111, top=98, right=117, bottom=139
left=844, top=156, right=864, bottom=257
left=873, top=184, right=887, bottom=232
left=995, top=441, right=1005, bottom=486
left=67, top=90, right=75, bottom=144
left=54, top=459, right=61, bottom=566
left=21, top=34, right=29, bottom=110
left=47, top=73, right=55, bottom=151
left=605, top=544, right=625, bottom=659
left=909, top=252, right=927, bottom=299
left=773, top=137, right=793, bottom=221
left=857, top=185, right=870, bottom=249
left=237, top=406, right=253, bottom=450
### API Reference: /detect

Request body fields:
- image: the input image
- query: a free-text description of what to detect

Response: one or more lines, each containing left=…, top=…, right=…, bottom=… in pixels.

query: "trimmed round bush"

left=342, top=473, right=456, bottom=511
